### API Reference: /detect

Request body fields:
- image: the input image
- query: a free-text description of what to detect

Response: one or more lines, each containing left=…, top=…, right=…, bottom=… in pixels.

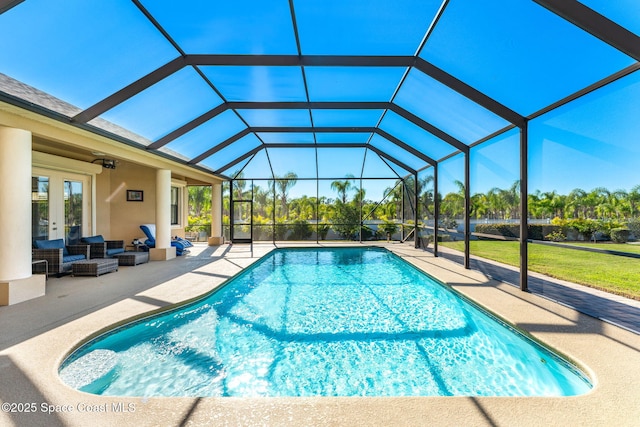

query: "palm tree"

left=252, top=184, right=270, bottom=217
left=232, top=171, right=247, bottom=200
left=528, top=190, right=543, bottom=219
left=419, top=174, right=435, bottom=219
left=331, top=174, right=355, bottom=203
left=540, top=190, right=566, bottom=219
left=275, top=172, right=298, bottom=218
left=382, top=180, right=403, bottom=220
left=590, top=187, right=612, bottom=219
left=611, top=190, right=629, bottom=219
left=188, top=185, right=211, bottom=217
left=289, top=195, right=316, bottom=220
left=566, top=188, right=587, bottom=218
left=487, top=187, right=506, bottom=219
left=504, top=180, right=520, bottom=219
left=353, top=187, right=366, bottom=205
left=628, top=185, right=640, bottom=218
left=471, top=193, right=488, bottom=219
left=583, top=189, right=601, bottom=218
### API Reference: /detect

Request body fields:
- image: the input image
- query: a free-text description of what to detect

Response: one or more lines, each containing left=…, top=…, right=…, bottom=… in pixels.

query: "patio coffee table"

left=112, top=251, right=150, bottom=266
left=72, top=258, right=119, bottom=277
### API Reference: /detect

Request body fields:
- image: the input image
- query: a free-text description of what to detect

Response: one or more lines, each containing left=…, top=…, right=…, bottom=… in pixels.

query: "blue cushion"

left=82, top=235, right=105, bottom=244
left=174, top=237, right=193, bottom=248
left=63, top=254, right=86, bottom=263
left=106, top=248, right=125, bottom=256
left=140, top=225, right=156, bottom=246
left=35, top=239, right=69, bottom=256
left=171, top=241, right=184, bottom=256
left=34, top=238, right=64, bottom=250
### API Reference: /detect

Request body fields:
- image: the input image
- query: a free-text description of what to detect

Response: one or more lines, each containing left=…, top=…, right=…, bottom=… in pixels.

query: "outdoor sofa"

left=32, top=238, right=90, bottom=276
left=81, top=235, right=125, bottom=259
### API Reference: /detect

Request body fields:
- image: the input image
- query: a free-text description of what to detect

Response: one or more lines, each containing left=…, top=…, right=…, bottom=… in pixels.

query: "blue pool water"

left=60, top=247, right=592, bottom=397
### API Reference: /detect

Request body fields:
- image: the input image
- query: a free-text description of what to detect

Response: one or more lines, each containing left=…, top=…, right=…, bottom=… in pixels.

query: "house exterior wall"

left=1, top=102, right=221, bottom=240
left=0, top=98, right=222, bottom=305
left=107, top=161, right=158, bottom=243
left=95, top=167, right=111, bottom=238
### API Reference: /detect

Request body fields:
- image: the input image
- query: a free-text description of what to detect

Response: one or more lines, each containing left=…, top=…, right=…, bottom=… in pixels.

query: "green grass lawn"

left=561, top=242, right=640, bottom=255
left=440, top=240, right=640, bottom=300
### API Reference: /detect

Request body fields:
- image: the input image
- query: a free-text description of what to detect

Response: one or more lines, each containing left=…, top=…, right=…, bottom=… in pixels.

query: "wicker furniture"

left=32, top=239, right=90, bottom=276
left=71, top=258, right=119, bottom=277
left=112, top=251, right=149, bottom=266
left=31, top=259, right=48, bottom=280
left=81, top=235, right=125, bottom=259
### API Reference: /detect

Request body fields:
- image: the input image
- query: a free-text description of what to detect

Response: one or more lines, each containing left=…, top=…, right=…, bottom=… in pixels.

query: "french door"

left=32, top=168, right=91, bottom=244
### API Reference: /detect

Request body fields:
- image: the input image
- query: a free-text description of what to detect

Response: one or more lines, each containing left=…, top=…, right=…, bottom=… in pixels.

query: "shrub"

left=567, top=218, right=600, bottom=241
left=186, top=215, right=211, bottom=235
left=610, top=227, right=630, bottom=243
left=289, top=219, right=312, bottom=240
left=628, top=219, right=640, bottom=241
left=551, top=218, right=601, bottom=241
left=439, top=219, right=458, bottom=230
left=379, top=221, right=399, bottom=241
left=473, top=223, right=553, bottom=240
left=274, top=220, right=288, bottom=240
left=250, top=215, right=271, bottom=240
left=545, top=231, right=566, bottom=242
left=317, top=223, right=330, bottom=240
left=331, top=201, right=360, bottom=239
left=360, top=225, right=375, bottom=241
left=380, top=221, right=399, bottom=235
left=474, top=223, right=519, bottom=238
left=594, top=220, right=623, bottom=240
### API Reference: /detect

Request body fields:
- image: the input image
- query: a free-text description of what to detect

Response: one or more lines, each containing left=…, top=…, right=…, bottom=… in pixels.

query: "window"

left=31, top=176, right=49, bottom=244
left=170, top=186, right=179, bottom=225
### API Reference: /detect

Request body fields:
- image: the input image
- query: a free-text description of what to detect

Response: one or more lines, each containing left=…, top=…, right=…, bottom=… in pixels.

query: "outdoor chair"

left=81, top=235, right=125, bottom=259
left=139, top=224, right=188, bottom=256
left=32, top=238, right=90, bottom=276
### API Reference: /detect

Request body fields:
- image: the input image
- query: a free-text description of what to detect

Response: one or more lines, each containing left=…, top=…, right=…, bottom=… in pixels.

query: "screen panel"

left=141, top=0, right=297, bottom=54
left=420, top=0, right=635, bottom=115
left=0, top=0, right=177, bottom=110
left=295, top=0, right=442, bottom=55
left=95, top=67, right=223, bottom=142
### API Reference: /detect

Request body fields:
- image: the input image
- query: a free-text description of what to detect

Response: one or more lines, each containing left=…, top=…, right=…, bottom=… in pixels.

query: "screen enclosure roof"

left=0, top=0, right=638, bottom=180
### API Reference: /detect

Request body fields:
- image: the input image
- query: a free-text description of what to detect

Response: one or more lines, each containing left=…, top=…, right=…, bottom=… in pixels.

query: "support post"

left=401, top=178, right=405, bottom=241
left=0, top=127, right=45, bottom=305
left=272, top=179, right=276, bottom=244
left=434, top=164, right=439, bottom=257
left=464, top=150, right=470, bottom=269
left=414, top=171, right=419, bottom=248
left=520, top=121, right=529, bottom=291
left=150, top=169, right=176, bottom=261
left=230, top=180, right=235, bottom=241
left=359, top=177, right=363, bottom=243
left=208, top=182, right=224, bottom=245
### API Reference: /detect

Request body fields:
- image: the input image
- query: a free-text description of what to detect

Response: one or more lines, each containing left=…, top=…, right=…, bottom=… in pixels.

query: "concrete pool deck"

left=1, top=242, right=639, bottom=426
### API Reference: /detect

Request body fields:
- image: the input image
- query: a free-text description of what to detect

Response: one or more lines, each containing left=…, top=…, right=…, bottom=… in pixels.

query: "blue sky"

left=422, top=67, right=640, bottom=197
left=438, top=66, right=640, bottom=197
left=0, top=0, right=638, bottom=199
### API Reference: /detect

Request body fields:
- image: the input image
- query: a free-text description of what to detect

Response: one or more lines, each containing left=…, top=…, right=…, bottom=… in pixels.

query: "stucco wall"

left=108, top=161, right=157, bottom=243
left=95, top=167, right=111, bottom=238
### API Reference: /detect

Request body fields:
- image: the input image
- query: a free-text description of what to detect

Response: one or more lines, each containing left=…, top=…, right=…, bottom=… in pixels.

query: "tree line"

left=189, top=175, right=640, bottom=236
left=439, top=180, right=640, bottom=221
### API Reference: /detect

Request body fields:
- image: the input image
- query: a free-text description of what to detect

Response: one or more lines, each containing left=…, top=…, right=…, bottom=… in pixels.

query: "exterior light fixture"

left=92, top=158, right=117, bottom=169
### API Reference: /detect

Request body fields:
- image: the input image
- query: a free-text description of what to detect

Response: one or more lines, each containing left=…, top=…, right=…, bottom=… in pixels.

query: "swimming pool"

left=60, top=247, right=592, bottom=397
